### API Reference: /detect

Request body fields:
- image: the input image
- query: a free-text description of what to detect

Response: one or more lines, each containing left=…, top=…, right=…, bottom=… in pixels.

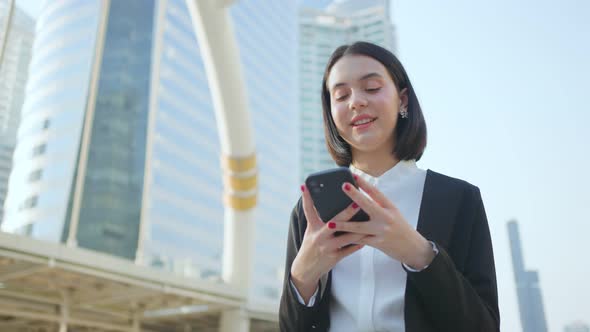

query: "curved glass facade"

left=2, top=0, right=100, bottom=240
left=3, top=0, right=299, bottom=303
left=142, top=0, right=224, bottom=279
left=140, top=0, right=299, bottom=301
left=231, top=0, right=299, bottom=301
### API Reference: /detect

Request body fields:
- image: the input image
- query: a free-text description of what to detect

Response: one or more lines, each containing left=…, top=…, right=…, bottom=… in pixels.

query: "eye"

left=335, top=94, right=349, bottom=101
left=366, top=87, right=381, bottom=93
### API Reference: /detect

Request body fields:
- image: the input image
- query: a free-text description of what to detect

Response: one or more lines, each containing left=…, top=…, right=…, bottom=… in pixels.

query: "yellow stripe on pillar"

left=222, top=154, right=257, bottom=211
left=224, top=174, right=257, bottom=192
left=224, top=194, right=257, bottom=211
left=222, top=154, right=256, bottom=173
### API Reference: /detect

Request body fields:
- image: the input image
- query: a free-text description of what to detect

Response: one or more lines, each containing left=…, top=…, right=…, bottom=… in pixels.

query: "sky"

left=391, top=1, right=590, bottom=331
left=13, top=0, right=39, bottom=19
left=14, top=0, right=590, bottom=331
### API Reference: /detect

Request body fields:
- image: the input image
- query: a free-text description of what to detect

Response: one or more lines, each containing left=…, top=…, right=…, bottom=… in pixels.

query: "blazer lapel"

left=415, top=170, right=462, bottom=249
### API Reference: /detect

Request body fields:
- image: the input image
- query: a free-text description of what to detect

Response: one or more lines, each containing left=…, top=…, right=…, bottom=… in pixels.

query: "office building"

left=299, top=0, right=395, bottom=180
left=565, top=321, right=590, bottom=332
left=2, top=0, right=297, bottom=302
left=0, top=0, right=35, bottom=224
left=508, top=220, right=549, bottom=332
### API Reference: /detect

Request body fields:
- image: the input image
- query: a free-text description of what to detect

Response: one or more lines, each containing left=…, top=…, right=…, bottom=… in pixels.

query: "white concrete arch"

left=185, top=1, right=258, bottom=331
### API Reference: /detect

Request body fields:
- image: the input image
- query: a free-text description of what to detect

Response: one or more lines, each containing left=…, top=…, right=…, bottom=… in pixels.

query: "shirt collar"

left=349, top=160, right=418, bottom=187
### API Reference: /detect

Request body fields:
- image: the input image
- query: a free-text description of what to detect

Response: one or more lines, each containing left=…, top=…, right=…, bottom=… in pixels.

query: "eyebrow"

left=331, top=72, right=383, bottom=90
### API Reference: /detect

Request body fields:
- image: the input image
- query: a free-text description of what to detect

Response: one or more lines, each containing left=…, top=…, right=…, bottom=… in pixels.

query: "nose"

left=349, top=91, right=368, bottom=110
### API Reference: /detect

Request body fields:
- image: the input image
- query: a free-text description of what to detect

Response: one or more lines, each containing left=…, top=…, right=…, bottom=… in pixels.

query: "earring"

left=400, top=107, right=408, bottom=119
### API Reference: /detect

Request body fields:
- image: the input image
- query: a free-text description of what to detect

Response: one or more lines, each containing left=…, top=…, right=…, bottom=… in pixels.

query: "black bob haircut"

left=321, top=41, right=427, bottom=165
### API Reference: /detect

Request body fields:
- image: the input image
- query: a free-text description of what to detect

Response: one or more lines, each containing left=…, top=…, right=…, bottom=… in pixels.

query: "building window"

left=15, top=223, right=34, bottom=236
left=103, top=224, right=125, bottom=240
left=0, top=153, right=11, bottom=163
left=28, top=169, right=42, bottom=182
left=32, top=144, right=46, bottom=156
left=20, top=195, right=38, bottom=210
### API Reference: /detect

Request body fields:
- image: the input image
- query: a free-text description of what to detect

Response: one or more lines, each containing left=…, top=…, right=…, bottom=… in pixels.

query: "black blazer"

left=279, top=170, right=500, bottom=332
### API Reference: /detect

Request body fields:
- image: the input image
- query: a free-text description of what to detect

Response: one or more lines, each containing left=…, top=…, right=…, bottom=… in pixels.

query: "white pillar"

left=219, top=308, right=250, bottom=332
left=131, top=311, right=140, bottom=332
left=222, top=209, right=256, bottom=289
left=185, top=1, right=256, bottom=331
left=59, top=291, right=70, bottom=332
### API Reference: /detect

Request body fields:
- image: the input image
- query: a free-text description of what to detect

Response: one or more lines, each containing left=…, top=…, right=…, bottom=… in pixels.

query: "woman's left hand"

left=330, top=174, right=436, bottom=270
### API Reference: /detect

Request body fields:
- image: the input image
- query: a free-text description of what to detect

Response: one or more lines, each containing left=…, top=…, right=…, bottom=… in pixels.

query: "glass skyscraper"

left=2, top=0, right=298, bottom=303
left=0, top=0, right=35, bottom=224
left=0, top=144, right=14, bottom=223
left=508, top=220, right=549, bottom=332
left=299, top=0, right=395, bottom=181
left=565, top=322, right=590, bottom=332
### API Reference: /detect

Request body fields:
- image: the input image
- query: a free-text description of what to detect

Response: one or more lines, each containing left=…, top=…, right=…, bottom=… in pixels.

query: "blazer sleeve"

left=279, top=199, right=331, bottom=332
left=404, top=185, right=500, bottom=331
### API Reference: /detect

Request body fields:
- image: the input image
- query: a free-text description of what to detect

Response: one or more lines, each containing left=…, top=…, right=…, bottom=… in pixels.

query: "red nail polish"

left=344, top=183, right=351, bottom=191
left=300, top=185, right=305, bottom=192
left=353, top=174, right=358, bottom=181
left=328, top=222, right=336, bottom=229
left=352, top=202, right=358, bottom=209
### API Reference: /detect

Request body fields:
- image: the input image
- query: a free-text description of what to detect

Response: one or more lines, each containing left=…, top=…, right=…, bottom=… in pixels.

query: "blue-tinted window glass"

left=148, top=197, right=221, bottom=230
left=77, top=0, right=156, bottom=259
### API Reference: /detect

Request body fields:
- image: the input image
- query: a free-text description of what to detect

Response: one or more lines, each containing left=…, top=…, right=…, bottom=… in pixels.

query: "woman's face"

left=327, top=55, right=406, bottom=156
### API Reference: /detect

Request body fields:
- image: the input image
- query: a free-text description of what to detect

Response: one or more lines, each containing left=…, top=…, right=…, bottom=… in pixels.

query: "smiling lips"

left=351, top=115, right=377, bottom=128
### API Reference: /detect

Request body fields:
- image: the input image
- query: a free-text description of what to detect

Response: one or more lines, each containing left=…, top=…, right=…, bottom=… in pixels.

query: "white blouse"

left=292, top=160, right=428, bottom=332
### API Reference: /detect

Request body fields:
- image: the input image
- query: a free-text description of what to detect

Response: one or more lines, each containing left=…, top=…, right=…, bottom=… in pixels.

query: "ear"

left=399, top=88, right=409, bottom=109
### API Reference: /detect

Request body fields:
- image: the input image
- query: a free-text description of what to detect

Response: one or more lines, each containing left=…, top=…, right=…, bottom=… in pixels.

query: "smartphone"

left=305, top=167, right=370, bottom=223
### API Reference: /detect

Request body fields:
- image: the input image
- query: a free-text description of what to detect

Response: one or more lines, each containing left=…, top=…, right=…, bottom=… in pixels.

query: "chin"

left=349, top=139, right=387, bottom=152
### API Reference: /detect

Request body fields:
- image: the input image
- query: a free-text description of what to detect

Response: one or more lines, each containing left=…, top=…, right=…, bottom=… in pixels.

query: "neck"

left=351, top=147, right=399, bottom=177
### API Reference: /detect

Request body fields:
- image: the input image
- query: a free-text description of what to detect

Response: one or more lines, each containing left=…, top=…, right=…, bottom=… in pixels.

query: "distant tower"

left=507, top=220, right=548, bottom=332
left=565, top=321, right=590, bottom=332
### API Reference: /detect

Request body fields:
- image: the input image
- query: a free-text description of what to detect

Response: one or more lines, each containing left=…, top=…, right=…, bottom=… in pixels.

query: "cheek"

left=375, top=91, right=396, bottom=107
left=330, top=104, right=349, bottom=129
left=375, top=94, right=399, bottom=118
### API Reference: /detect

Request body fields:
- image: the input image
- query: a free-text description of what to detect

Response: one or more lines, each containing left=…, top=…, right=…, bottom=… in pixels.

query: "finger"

left=315, top=219, right=347, bottom=242
left=300, top=184, right=323, bottom=229
left=336, top=243, right=365, bottom=259
left=352, top=174, right=396, bottom=210
left=329, top=218, right=378, bottom=236
left=341, top=181, right=380, bottom=216
left=355, top=234, right=378, bottom=247
left=330, top=232, right=367, bottom=249
left=328, top=201, right=361, bottom=223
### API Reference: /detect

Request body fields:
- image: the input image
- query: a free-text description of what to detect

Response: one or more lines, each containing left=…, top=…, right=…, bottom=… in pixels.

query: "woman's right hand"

left=290, top=184, right=366, bottom=304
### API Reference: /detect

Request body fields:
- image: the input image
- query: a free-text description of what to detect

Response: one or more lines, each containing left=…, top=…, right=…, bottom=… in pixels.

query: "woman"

left=279, top=41, right=499, bottom=332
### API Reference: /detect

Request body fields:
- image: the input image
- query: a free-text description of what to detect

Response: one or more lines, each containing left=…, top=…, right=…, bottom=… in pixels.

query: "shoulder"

left=423, top=170, right=483, bottom=215
left=426, top=169, right=480, bottom=197
left=421, top=171, right=488, bottom=258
